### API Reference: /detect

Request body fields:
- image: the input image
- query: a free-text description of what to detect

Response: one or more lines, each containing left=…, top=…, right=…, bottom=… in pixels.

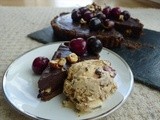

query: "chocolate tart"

left=51, top=4, right=143, bottom=48
left=51, top=13, right=124, bottom=48
left=37, top=42, right=99, bottom=101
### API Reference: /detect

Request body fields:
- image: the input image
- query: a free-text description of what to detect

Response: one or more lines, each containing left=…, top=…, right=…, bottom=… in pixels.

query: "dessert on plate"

left=36, top=37, right=102, bottom=101
left=51, top=3, right=143, bottom=48
left=32, top=36, right=117, bottom=112
left=63, top=59, right=117, bottom=112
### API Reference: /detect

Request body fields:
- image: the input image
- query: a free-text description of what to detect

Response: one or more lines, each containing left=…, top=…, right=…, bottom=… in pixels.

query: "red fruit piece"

left=69, top=38, right=87, bottom=56
left=83, top=11, right=94, bottom=22
left=102, top=6, right=111, bottom=18
left=87, top=36, right=103, bottom=55
left=110, top=7, right=121, bottom=20
left=32, top=57, right=49, bottom=75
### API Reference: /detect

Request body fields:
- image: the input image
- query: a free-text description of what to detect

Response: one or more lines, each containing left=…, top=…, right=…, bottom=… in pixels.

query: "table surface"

left=0, top=1, right=160, bottom=120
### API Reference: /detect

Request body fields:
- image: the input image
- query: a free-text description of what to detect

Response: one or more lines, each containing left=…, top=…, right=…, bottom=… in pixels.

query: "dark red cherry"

left=87, top=36, right=103, bottom=55
left=110, top=7, right=121, bottom=20
left=79, top=7, right=89, bottom=15
left=69, top=38, right=87, bottom=56
left=83, top=11, right=94, bottom=22
left=103, top=19, right=115, bottom=30
left=96, top=12, right=106, bottom=21
left=89, top=17, right=102, bottom=31
left=102, top=6, right=111, bottom=18
left=121, top=10, right=130, bottom=21
left=71, top=9, right=82, bottom=22
left=32, top=57, right=49, bottom=75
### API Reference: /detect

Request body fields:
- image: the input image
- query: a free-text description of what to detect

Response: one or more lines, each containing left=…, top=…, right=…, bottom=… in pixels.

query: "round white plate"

left=3, top=42, right=134, bottom=120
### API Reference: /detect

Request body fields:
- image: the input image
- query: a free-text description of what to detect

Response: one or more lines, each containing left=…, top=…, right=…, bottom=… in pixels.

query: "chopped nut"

left=67, top=53, right=78, bottom=63
left=92, top=2, right=101, bottom=11
left=119, top=15, right=124, bottom=21
left=58, top=58, right=67, bottom=67
left=87, top=4, right=95, bottom=12
left=80, top=18, right=87, bottom=24
left=44, top=87, right=52, bottom=93
left=126, top=29, right=132, bottom=35
left=49, top=59, right=60, bottom=69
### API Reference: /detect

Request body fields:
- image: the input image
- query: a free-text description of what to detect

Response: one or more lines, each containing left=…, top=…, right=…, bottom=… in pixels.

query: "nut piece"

left=49, top=58, right=67, bottom=69
left=49, top=59, right=60, bottom=69
left=44, top=87, right=52, bottom=93
left=119, top=15, right=124, bottom=21
left=58, top=58, right=67, bottom=67
left=87, top=4, right=95, bottom=12
left=80, top=18, right=87, bottom=24
left=126, top=29, right=132, bottom=35
left=67, top=53, right=78, bottom=63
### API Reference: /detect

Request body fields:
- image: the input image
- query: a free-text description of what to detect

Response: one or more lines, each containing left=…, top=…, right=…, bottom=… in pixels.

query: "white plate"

left=3, top=42, right=134, bottom=120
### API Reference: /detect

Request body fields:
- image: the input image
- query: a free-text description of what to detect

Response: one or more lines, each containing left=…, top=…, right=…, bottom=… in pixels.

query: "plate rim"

left=2, top=42, right=134, bottom=120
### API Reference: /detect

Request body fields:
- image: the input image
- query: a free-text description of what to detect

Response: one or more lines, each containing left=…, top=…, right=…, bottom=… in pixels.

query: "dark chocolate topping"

left=51, top=13, right=124, bottom=48
left=51, top=12, right=143, bottom=48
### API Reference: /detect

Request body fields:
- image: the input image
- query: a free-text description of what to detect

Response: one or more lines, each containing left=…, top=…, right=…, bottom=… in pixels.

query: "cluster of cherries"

left=32, top=36, right=102, bottom=75
left=69, top=36, right=102, bottom=56
left=71, top=5, right=130, bottom=31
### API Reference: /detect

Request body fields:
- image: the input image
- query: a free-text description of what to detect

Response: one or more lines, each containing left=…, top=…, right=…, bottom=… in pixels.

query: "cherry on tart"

left=96, top=12, right=106, bottom=22
left=103, top=19, right=115, bottom=30
left=71, top=9, right=82, bottom=22
left=110, top=7, right=121, bottom=20
left=89, top=17, right=102, bottom=31
left=79, top=7, right=89, bottom=14
left=121, top=10, right=131, bottom=21
left=102, top=6, right=111, bottom=18
left=83, top=11, right=94, bottom=22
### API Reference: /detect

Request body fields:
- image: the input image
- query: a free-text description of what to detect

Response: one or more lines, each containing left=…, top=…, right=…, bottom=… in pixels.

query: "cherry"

left=121, top=10, right=130, bottom=21
left=32, top=57, right=49, bottom=75
left=103, top=19, right=115, bottom=30
left=102, top=6, right=111, bottom=18
left=71, top=9, right=82, bottom=22
left=96, top=12, right=106, bottom=21
left=110, top=7, right=121, bottom=20
left=69, top=38, right=87, bottom=56
left=83, top=11, right=94, bottom=22
left=89, top=17, right=102, bottom=31
left=87, top=36, right=103, bottom=55
left=79, top=7, right=89, bottom=15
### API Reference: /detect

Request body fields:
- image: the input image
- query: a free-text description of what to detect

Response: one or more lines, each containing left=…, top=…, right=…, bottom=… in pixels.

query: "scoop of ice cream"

left=63, top=60, right=117, bottom=112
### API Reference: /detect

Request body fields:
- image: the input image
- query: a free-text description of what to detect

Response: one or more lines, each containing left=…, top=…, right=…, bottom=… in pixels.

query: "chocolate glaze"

left=51, top=13, right=124, bottom=48
left=114, top=18, right=144, bottom=38
left=38, top=42, right=99, bottom=101
left=51, top=13, right=143, bottom=48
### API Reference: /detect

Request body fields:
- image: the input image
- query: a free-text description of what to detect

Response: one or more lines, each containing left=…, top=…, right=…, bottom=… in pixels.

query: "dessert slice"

left=37, top=42, right=100, bottom=101
left=114, top=18, right=143, bottom=38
